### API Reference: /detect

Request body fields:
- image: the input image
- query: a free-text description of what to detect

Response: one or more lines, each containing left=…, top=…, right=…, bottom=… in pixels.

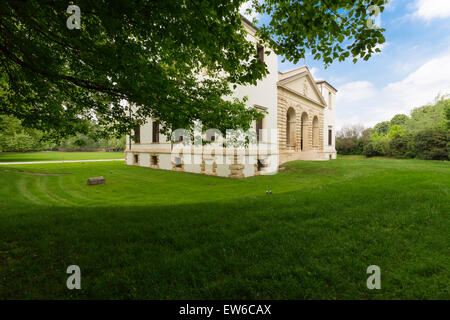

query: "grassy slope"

left=0, top=157, right=448, bottom=299
left=0, top=151, right=124, bottom=162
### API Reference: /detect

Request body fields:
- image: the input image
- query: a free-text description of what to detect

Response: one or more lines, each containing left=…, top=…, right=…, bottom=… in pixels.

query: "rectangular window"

left=206, top=130, right=216, bottom=142
left=152, top=121, right=159, bottom=143
left=174, top=157, right=182, bottom=168
left=134, top=154, right=139, bottom=164
left=151, top=155, right=158, bottom=165
left=257, top=159, right=264, bottom=172
left=328, top=129, right=333, bottom=146
left=256, top=118, right=263, bottom=142
left=134, top=126, right=140, bottom=144
left=257, top=45, right=264, bottom=62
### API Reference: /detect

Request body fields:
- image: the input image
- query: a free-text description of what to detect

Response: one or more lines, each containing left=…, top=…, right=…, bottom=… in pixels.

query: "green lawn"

left=0, top=156, right=448, bottom=299
left=0, top=151, right=124, bottom=162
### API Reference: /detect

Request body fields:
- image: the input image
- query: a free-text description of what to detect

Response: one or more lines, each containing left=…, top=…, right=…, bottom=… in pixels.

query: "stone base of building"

left=124, top=150, right=279, bottom=178
left=125, top=148, right=336, bottom=178
left=279, top=149, right=336, bottom=164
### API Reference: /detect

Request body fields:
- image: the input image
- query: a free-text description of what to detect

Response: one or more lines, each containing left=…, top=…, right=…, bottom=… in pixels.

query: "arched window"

left=300, top=112, right=308, bottom=151
left=286, top=108, right=296, bottom=149
left=312, top=116, right=319, bottom=148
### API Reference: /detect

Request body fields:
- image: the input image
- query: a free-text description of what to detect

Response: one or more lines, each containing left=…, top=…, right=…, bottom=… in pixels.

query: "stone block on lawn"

left=87, top=176, right=106, bottom=185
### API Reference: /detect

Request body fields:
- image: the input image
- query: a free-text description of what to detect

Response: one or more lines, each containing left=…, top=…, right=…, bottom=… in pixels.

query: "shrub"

left=336, top=137, right=354, bottom=155
left=336, top=125, right=370, bottom=155
left=390, top=134, right=410, bottom=158
left=409, top=129, right=449, bottom=160
left=363, top=138, right=391, bottom=157
left=0, top=115, right=47, bottom=152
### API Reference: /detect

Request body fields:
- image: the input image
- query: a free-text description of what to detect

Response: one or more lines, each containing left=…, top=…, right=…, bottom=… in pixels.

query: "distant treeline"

left=336, top=96, right=450, bottom=160
left=0, top=116, right=125, bottom=152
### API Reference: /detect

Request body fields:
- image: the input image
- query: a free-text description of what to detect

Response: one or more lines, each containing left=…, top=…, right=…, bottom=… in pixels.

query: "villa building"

left=125, top=18, right=337, bottom=178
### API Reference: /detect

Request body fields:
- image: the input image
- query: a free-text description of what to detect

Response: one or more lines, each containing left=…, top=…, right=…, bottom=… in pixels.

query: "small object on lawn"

left=110, top=171, right=113, bottom=174
left=87, top=176, right=106, bottom=185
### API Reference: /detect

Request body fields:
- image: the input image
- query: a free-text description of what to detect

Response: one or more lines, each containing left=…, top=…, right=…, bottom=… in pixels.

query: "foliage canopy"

left=0, top=0, right=386, bottom=138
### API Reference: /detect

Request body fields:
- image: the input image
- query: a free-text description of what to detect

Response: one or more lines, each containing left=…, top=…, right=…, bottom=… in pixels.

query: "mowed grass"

left=0, top=151, right=124, bottom=162
left=0, top=157, right=448, bottom=299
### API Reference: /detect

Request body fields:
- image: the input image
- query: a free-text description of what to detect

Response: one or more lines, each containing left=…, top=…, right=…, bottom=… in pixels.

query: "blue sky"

left=243, top=0, right=450, bottom=129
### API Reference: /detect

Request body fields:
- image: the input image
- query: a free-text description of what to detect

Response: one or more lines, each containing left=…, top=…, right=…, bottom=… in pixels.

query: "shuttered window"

left=257, top=45, right=264, bottom=62
left=256, top=118, right=263, bottom=142
left=134, top=126, right=140, bottom=143
left=152, top=121, right=159, bottom=143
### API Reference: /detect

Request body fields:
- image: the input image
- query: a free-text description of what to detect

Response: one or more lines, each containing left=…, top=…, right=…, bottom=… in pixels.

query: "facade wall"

left=234, top=23, right=278, bottom=148
left=317, top=83, right=337, bottom=159
left=277, top=86, right=329, bottom=164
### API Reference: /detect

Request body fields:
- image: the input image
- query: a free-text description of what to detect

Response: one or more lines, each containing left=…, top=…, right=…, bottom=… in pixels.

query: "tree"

left=390, top=114, right=409, bottom=127
left=410, top=128, right=449, bottom=160
left=0, top=0, right=386, bottom=138
left=0, top=115, right=47, bottom=152
left=390, top=134, right=411, bottom=158
left=444, top=99, right=450, bottom=129
left=336, top=124, right=370, bottom=155
left=58, top=120, right=126, bottom=150
left=362, top=96, right=450, bottom=159
left=373, top=121, right=390, bottom=135
left=387, top=125, right=406, bottom=139
left=408, top=97, right=448, bottom=132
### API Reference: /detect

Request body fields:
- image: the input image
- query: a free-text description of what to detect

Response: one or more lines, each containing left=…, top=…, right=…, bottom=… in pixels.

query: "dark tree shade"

left=0, top=0, right=386, bottom=138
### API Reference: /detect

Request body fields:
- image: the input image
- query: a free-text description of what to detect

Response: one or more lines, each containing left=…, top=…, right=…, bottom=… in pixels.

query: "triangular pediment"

left=278, top=67, right=326, bottom=106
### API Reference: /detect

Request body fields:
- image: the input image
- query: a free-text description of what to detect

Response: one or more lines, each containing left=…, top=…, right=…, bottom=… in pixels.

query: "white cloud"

left=336, top=51, right=450, bottom=129
left=414, top=0, right=450, bottom=21
left=310, top=67, right=323, bottom=81
left=337, top=81, right=377, bottom=104
left=384, top=0, right=397, bottom=12
left=382, top=52, right=450, bottom=111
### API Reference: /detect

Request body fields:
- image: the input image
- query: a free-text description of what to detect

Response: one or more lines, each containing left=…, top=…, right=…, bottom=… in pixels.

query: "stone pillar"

left=228, top=152, right=245, bottom=178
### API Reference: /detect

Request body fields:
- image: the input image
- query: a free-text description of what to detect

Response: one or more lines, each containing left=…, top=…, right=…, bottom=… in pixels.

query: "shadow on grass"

left=1, top=172, right=448, bottom=300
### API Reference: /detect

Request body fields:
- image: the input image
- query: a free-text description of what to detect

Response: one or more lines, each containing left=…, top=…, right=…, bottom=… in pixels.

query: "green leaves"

left=253, top=0, right=386, bottom=66
left=0, top=0, right=386, bottom=138
left=0, top=0, right=262, bottom=137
